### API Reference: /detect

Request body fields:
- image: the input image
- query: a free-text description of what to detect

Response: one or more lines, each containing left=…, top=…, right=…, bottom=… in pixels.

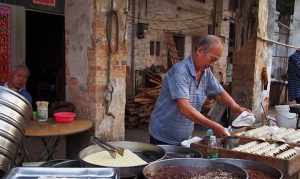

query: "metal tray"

left=4, top=167, right=119, bottom=179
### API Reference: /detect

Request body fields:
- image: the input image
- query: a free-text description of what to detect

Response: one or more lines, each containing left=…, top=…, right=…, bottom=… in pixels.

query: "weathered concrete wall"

left=65, top=0, right=93, bottom=117
left=65, top=0, right=127, bottom=140
left=232, top=0, right=275, bottom=121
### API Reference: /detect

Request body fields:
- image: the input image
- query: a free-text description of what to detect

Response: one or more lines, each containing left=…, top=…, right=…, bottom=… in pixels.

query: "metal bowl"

left=79, top=141, right=166, bottom=178
left=0, top=104, right=27, bottom=133
left=0, top=86, right=32, bottom=120
left=40, top=159, right=84, bottom=167
left=0, top=135, right=18, bottom=160
left=158, top=145, right=202, bottom=159
left=213, top=158, right=283, bottom=179
left=143, top=158, right=248, bottom=179
left=0, top=119, right=23, bottom=144
left=0, top=153, right=11, bottom=174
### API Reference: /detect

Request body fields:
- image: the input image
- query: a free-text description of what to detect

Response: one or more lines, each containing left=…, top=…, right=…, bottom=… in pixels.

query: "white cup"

left=36, top=101, right=49, bottom=122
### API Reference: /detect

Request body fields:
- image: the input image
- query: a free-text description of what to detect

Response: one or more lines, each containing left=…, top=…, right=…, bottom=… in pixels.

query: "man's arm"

left=176, top=98, right=230, bottom=137
left=215, top=90, right=248, bottom=115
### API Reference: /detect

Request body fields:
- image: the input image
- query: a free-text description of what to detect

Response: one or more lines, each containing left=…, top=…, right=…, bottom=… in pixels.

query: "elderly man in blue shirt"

left=149, top=35, right=249, bottom=145
left=3, top=65, right=32, bottom=103
left=288, top=49, right=300, bottom=103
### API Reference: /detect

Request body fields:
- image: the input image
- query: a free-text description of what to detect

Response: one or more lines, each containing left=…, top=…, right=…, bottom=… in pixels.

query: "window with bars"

left=150, top=40, right=160, bottom=56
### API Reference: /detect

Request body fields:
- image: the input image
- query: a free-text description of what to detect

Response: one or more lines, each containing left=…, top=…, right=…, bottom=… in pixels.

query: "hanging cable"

left=105, top=0, right=119, bottom=119
left=125, top=14, right=211, bottom=22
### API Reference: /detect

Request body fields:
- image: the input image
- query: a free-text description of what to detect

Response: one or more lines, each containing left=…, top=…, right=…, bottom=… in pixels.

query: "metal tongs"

left=91, top=136, right=125, bottom=159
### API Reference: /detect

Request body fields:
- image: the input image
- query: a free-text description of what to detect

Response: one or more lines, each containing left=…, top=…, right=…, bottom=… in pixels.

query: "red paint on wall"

left=0, top=5, right=11, bottom=83
left=32, top=0, right=56, bottom=7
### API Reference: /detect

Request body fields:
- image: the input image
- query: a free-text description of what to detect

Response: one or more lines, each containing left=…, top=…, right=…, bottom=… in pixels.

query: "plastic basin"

left=54, top=112, right=76, bottom=123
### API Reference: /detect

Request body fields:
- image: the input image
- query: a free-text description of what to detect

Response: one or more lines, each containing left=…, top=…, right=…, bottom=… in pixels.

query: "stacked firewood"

left=125, top=67, right=164, bottom=128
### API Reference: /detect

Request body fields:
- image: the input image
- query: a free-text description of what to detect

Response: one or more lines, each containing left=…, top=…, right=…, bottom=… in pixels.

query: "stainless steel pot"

left=0, top=104, right=26, bottom=133
left=0, top=135, right=18, bottom=160
left=79, top=141, right=166, bottom=178
left=0, top=154, right=11, bottom=174
left=158, top=145, right=202, bottom=159
left=0, top=119, right=23, bottom=144
left=40, top=159, right=84, bottom=167
left=143, top=158, right=248, bottom=179
left=214, top=158, right=283, bottom=179
left=0, top=86, right=32, bottom=120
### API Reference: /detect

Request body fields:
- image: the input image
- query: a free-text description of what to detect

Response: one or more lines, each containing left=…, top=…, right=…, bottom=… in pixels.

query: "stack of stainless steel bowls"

left=0, top=86, right=32, bottom=174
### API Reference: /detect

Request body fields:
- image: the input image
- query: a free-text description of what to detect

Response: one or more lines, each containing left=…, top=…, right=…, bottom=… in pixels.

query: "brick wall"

left=65, top=0, right=127, bottom=140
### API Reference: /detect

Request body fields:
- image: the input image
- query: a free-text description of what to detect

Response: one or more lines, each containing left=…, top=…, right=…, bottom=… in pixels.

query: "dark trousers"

left=149, top=135, right=170, bottom=145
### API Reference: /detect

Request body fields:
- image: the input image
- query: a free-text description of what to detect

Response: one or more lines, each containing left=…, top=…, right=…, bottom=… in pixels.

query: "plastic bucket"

left=275, top=105, right=290, bottom=112
left=277, top=113, right=298, bottom=129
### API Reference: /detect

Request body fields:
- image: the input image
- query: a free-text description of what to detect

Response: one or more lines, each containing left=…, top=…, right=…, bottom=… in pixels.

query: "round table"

left=25, top=118, right=93, bottom=137
left=24, top=118, right=93, bottom=161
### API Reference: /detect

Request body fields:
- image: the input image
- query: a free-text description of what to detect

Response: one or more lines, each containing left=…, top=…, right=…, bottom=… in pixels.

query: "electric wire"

left=125, top=14, right=211, bottom=22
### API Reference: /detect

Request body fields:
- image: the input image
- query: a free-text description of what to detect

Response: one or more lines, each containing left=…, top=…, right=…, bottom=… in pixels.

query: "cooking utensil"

left=0, top=86, right=32, bottom=121
left=0, top=154, right=11, bottom=174
left=260, top=102, right=269, bottom=125
left=79, top=141, right=165, bottom=178
left=143, top=158, right=248, bottom=179
left=4, top=167, right=119, bottom=179
left=0, top=119, right=23, bottom=144
left=40, top=159, right=84, bottom=167
left=0, top=134, right=18, bottom=160
left=213, top=158, right=283, bottom=179
left=90, top=136, right=124, bottom=158
left=0, top=104, right=26, bottom=133
left=158, top=145, right=202, bottom=159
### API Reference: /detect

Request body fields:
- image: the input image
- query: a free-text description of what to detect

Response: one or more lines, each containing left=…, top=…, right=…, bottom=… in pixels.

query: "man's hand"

left=213, top=125, right=230, bottom=137
left=176, top=99, right=230, bottom=137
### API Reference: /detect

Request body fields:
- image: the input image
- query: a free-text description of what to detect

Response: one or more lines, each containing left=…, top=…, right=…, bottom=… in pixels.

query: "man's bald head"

left=193, top=35, right=224, bottom=54
left=8, top=65, right=30, bottom=91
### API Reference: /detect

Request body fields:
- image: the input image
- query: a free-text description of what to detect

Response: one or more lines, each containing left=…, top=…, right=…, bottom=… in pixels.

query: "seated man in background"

left=4, top=65, right=32, bottom=103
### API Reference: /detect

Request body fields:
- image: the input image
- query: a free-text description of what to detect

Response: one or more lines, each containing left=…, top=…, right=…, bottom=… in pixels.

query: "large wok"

left=79, top=141, right=165, bottom=178
left=143, top=158, right=248, bottom=179
left=214, top=158, right=283, bottom=179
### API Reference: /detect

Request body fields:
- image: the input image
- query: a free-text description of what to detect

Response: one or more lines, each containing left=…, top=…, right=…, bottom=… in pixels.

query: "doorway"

left=26, top=10, right=65, bottom=108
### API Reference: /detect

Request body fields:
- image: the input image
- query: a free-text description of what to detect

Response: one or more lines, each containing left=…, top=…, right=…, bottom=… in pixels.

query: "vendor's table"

left=24, top=118, right=93, bottom=161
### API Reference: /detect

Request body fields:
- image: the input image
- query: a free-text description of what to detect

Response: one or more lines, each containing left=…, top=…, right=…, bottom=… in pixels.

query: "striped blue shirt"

left=149, top=56, right=224, bottom=144
left=288, top=50, right=300, bottom=101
